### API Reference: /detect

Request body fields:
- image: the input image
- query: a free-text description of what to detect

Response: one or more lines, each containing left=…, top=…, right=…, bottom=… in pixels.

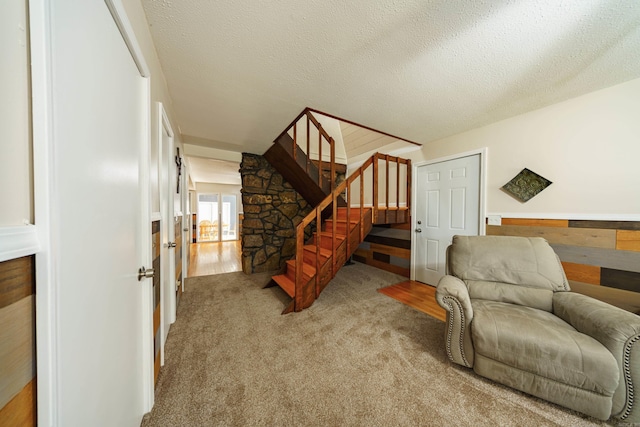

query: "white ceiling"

left=142, top=0, right=640, bottom=160
left=186, top=157, right=241, bottom=186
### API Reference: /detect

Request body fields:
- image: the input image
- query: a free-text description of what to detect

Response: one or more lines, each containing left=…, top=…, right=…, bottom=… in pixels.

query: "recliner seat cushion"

left=470, top=300, right=619, bottom=396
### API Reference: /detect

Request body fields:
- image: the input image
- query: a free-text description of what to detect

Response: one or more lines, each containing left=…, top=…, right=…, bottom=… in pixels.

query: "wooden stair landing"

left=377, top=280, right=446, bottom=322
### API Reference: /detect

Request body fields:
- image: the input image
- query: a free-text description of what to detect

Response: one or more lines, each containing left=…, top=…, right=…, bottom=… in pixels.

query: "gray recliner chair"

left=436, top=235, right=640, bottom=423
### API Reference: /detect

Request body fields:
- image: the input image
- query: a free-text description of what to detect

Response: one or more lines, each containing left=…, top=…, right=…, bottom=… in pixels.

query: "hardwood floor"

left=378, top=280, right=446, bottom=322
left=187, top=240, right=242, bottom=277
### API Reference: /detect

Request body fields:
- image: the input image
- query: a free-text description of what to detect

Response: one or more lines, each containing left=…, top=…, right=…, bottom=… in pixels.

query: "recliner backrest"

left=448, top=235, right=570, bottom=310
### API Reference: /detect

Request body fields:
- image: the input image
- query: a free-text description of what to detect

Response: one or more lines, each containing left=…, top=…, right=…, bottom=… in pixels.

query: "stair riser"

left=310, top=234, right=346, bottom=251
left=335, top=208, right=371, bottom=221
left=322, top=220, right=351, bottom=235
left=285, top=262, right=313, bottom=283
left=374, top=209, right=409, bottom=224
left=303, top=250, right=330, bottom=267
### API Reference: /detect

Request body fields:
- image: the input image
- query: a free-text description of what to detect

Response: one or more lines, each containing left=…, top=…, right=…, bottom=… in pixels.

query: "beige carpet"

left=142, top=262, right=614, bottom=426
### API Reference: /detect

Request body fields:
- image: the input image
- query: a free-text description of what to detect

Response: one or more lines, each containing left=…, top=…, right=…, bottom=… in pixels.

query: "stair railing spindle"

left=318, top=124, right=323, bottom=189
left=396, top=159, right=400, bottom=211
left=406, top=159, right=411, bottom=223
left=332, top=192, right=337, bottom=277
left=330, top=137, right=335, bottom=193
left=359, top=164, right=364, bottom=242
left=315, top=203, right=322, bottom=294
left=385, top=154, right=390, bottom=223
left=306, top=114, right=311, bottom=174
left=293, top=123, right=297, bottom=161
left=295, top=222, right=305, bottom=311
left=346, top=180, right=350, bottom=258
left=373, top=154, right=379, bottom=225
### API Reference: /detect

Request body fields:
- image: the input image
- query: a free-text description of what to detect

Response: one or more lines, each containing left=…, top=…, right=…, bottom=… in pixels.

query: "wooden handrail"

left=278, top=108, right=339, bottom=194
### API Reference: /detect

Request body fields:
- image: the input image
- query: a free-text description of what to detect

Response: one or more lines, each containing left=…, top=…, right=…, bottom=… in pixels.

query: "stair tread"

left=303, top=245, right=332, bottom=257
left=272, top=274, right=295, bottom=298
left=316, top=231, right=346, bottom=239
left=286, top=259, right=316, bottom=277
left=327, top=218, right=360, bottom=224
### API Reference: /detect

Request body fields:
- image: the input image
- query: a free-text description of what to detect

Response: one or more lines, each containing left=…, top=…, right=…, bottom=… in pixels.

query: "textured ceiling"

left=142, top=0, right=640, bottom=156
left=186, top=157, right=241, bottom=186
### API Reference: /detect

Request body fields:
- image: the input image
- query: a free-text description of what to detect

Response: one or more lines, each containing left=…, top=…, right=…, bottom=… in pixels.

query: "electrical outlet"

left=487, top=215, right=502, bottom=226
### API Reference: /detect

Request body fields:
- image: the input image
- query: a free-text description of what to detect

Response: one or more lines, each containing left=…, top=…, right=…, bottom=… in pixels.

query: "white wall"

left=409, top=78, right=640, bottom=218
left=121, top=0, right=184, bottom=189
left=0, top=1, right=32, bottom=226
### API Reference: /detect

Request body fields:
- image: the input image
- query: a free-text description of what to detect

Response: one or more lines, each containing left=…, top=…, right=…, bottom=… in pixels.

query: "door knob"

left=415, top=228, right=422, bottom=233
left=164, top=242, right=177, bottom=248
left=137, top=266, right=155, bottom=281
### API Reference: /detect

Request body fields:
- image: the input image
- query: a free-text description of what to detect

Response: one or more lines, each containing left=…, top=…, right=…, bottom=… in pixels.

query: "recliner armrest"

left=436, top=275, right=474, bottom=367
left=553, top=292, right=640, bottom=423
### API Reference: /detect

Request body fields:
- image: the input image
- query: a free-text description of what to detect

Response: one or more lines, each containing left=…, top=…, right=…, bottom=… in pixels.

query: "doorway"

left=197, top=193, right=239, bottom=242
left=412, top=151, right=485, bottom=285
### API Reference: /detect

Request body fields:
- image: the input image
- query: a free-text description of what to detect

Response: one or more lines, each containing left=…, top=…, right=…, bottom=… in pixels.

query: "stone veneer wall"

left=240, top=153, right=314, bottom=274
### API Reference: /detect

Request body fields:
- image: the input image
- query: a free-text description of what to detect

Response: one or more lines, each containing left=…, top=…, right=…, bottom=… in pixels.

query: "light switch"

left=487, top=215, right=502, bottom=226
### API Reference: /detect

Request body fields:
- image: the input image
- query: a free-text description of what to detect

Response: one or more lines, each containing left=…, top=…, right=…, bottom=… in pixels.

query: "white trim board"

left=104, top=0, right=150, bottom=78
left=487, top=213, right=640, bottom=221
left=0, top=225, right=40, bottom=262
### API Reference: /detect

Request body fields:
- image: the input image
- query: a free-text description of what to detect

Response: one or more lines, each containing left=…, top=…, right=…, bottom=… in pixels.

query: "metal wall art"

left=501, top=168, right=552, bottom=202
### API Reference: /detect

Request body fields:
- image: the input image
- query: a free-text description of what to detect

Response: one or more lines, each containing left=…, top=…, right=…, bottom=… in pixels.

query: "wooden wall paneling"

left=369, top=243, right=410, bottom=260
left=617, top=230, right=640, bottom=252
left=501, top=218, right=568, bottom=228
left=154, top=327, right=161, bottom=385
left=367, top=258, right=410, bottom=277
left=353, top=248, right=369, bottom=260
left=364, top=233, right=411, bottom=249
left=600, top=268, right=640, bottom=293
left=372, top=252, right=390, bottom=263
left=570, top=280, right=640, bottom=315
left=175, top=217, right=183, bottom=304
left=569, top=220, right=640, bottom=231
left=561, top=262, right=601, bottom=285
left=0, top=296, right=35, bottom=410
left=487, top=224, right=617, bottom=249
left=551, top=244, right=640, bottom=274
left=0, top=257, right=35, bottom=309
left=151, top=220, right=161, bottom=386
left=0, top=378, right=36, bottom=427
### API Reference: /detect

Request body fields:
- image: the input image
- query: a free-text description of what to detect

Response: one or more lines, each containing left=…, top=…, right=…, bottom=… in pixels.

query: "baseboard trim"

left=0, top=226, right=40, bottom=263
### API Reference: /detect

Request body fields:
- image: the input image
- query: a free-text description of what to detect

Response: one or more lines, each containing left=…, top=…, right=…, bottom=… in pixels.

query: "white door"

left=159, top=106, right=177, bottom=345
left=414, top=154, right=481, bottom=285
left=47, top=1, right=149, bottom=424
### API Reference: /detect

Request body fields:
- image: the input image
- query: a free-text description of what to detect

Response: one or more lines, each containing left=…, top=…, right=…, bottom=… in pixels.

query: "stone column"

left=240, top=153, right=313, bottom=274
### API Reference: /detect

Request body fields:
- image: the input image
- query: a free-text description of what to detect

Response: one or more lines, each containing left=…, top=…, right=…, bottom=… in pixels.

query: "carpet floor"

left=141, top=262, right=615, bottom=426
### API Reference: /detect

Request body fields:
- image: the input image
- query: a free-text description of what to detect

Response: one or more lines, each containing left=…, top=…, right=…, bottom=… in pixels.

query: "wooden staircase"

left=264, top=109, right=412, bottom=314
left=272, top=206, right=374, bottom=313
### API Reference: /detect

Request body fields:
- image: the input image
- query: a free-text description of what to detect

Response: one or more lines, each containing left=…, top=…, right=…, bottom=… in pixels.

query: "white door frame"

left=158, top=102, right=177, bottom=363
left=410, top=148, right=487, bottom=281
left=31, top=0, right=155, bottom=422
left=181, top=165, right=189, bottom=281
